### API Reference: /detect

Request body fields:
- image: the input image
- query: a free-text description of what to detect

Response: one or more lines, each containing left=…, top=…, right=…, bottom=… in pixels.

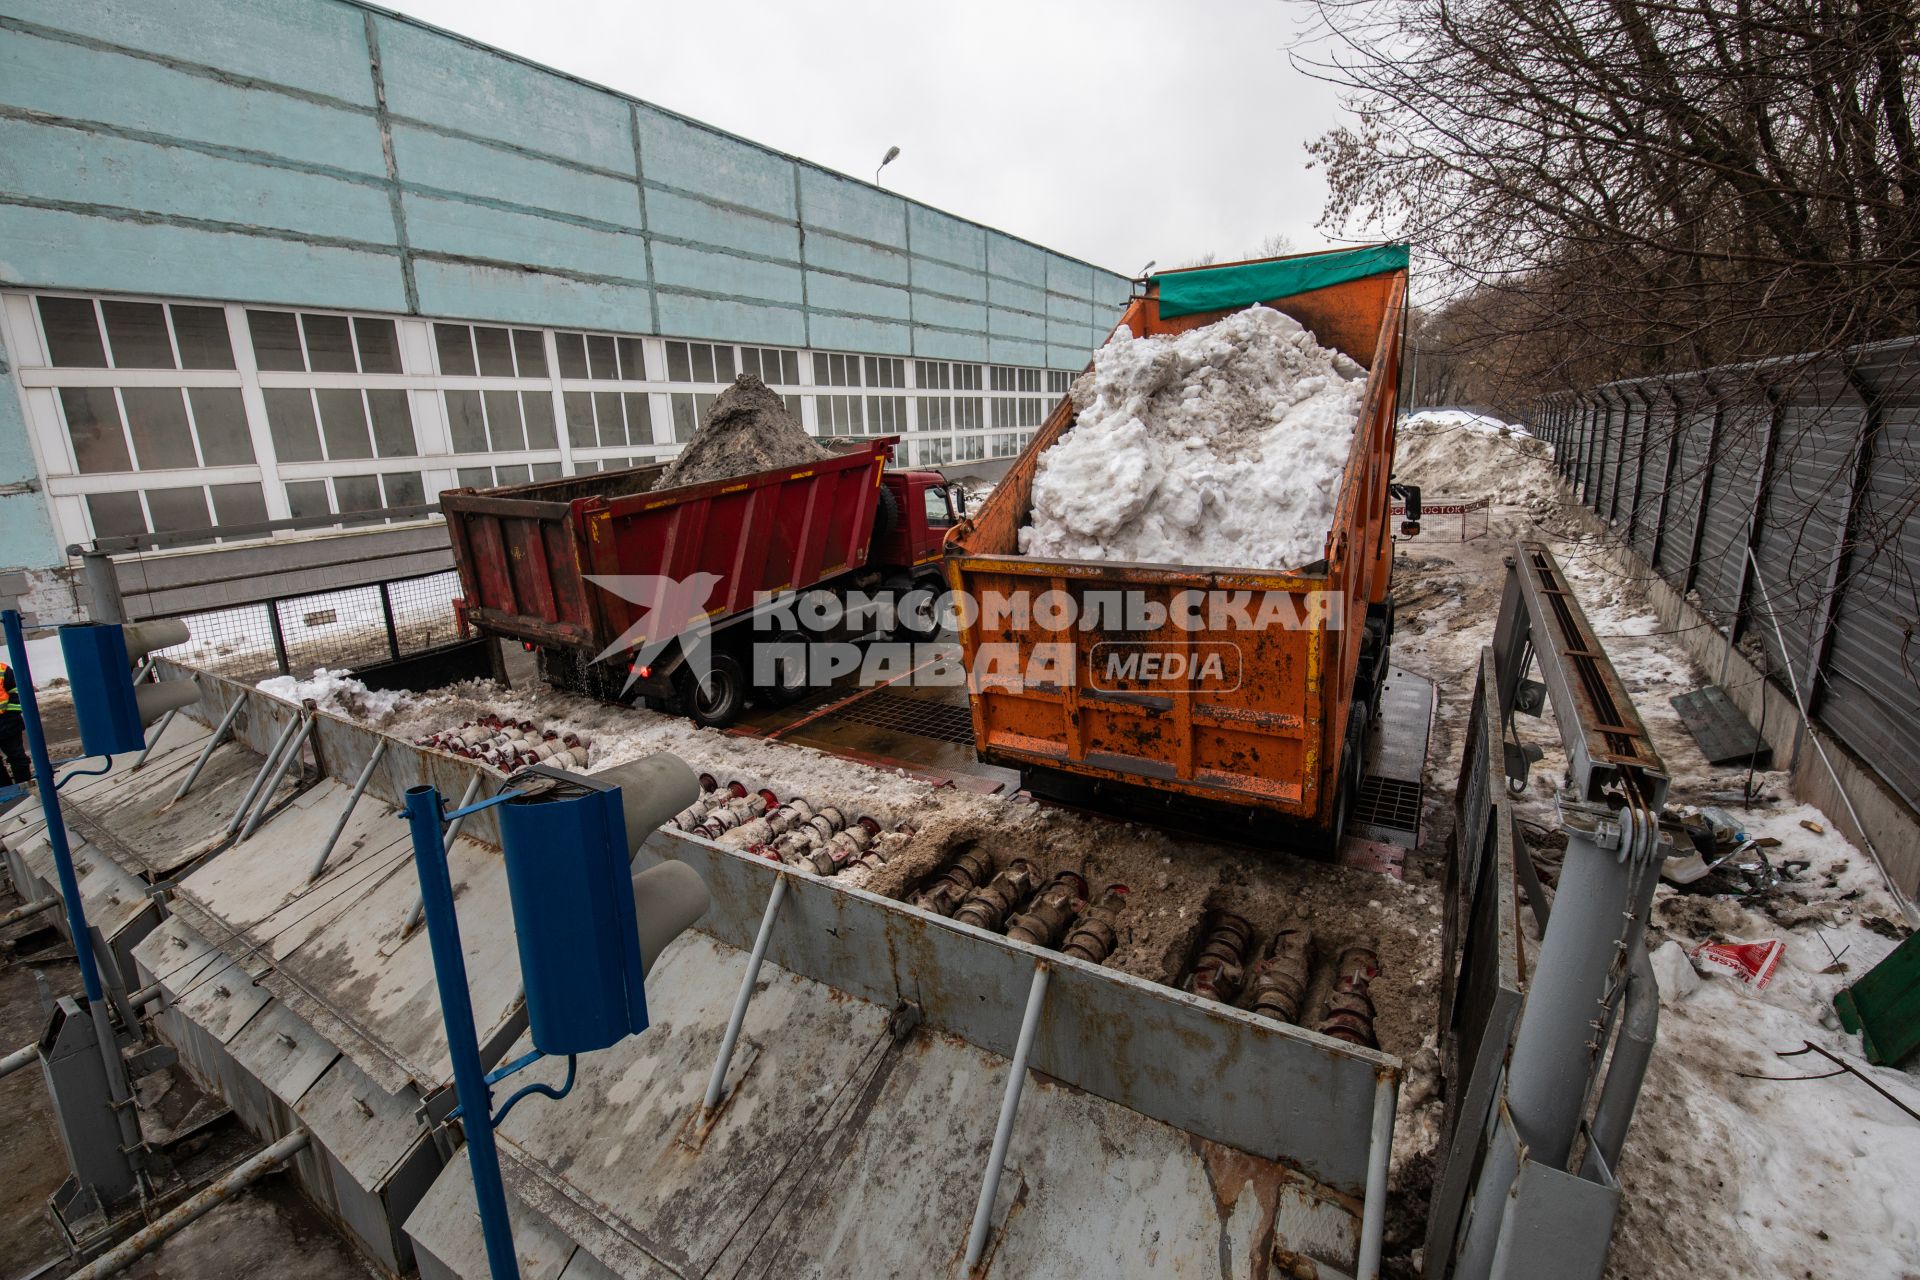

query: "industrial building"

left=0, top=0, right=1130, bottom=609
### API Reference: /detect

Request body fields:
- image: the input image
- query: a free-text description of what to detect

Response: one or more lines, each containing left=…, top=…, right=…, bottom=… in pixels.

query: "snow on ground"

left=1383, top=425, right=1917, bottom=1280
left=1019, top=306, right=1367, bottom=569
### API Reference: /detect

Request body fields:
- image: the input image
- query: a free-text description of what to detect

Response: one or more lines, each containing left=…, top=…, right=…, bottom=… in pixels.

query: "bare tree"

left=1298, top=0, right=1920, bottom=407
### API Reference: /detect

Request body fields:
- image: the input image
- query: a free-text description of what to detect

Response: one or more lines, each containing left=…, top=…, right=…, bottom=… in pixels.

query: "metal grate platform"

left=1351, top=776, right=1422, bottom=831
left=829, top=691, right=977, bottom=744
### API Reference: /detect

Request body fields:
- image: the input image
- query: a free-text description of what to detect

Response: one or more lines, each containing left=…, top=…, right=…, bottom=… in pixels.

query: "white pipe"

left=72, top=1129, right=311, bottom=1279
left=703, top=873, right=788, bottom=1112
left=309, top=741, right=387, bottom=882
left=172, top=698, right=247, bottom=804
left=240, top=717, right=314, bottom=840
left=1747, top=549, right=1918, bottom=926
left=0, top=1041, right=36, bottom=1078
left=965, top=960, right=1051, bottom=1271
left=226, top=715, right=302, bottom=835
left=1356, top=1072, right=1397, bottom=1280
left=0, top=895, right=57, bottom=927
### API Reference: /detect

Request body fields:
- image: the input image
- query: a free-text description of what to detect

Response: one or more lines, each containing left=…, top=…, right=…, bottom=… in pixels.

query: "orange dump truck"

left=944, top=246, right=1410, bottom=846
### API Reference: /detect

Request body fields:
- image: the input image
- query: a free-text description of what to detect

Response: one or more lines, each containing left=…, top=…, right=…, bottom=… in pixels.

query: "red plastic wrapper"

left=1691, top=938, right=1785, bottom=988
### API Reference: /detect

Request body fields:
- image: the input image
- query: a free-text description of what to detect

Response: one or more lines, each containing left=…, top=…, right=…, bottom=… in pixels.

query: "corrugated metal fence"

left=1533, top=336, right=1920, bottom=817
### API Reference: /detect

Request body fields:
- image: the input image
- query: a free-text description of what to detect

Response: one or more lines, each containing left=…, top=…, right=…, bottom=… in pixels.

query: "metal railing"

left=154, top=569, right=463, bottom=682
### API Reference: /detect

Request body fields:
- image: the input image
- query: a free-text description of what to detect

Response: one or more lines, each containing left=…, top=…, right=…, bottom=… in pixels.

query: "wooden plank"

left=1670, top=685, right=1772, bottom=767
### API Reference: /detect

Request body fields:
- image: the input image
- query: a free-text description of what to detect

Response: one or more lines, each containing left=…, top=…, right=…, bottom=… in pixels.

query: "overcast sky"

left=384, top=0, right=1352, bottom=275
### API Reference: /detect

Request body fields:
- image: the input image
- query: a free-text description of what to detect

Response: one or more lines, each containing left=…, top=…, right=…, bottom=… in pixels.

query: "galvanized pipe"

left=964, top=960, right=1050, bottom=1271
left=1355, top=1072, right=1397, bottom=1280
left=702, top=873, right=788, bottom=1113
left=0, top=1041, right=36, bottom=1078
left=225, top=714, right=302, bottom=835
left=403, top=774, right=484, bottom=935
left=128, top=982, right=165, bottom=1011
left=308, top=741, right=387, bottom=882
left=131, top=706, right=180, bottom=771
left=0, top=895, right=57, bottom=927
left=172, top=698, right=248, bottom=804
left=239, top=717, right=315, bottom=841
left=1587, top=946, right=1658, bottom=1170
left=71, top=1128, right=311, bottom=1280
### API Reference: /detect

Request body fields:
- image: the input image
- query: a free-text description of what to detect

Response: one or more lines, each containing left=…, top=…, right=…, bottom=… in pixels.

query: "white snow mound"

left=1019, top=306, right=1367, bottom=569
left=1394, top=408, right=1558, bottom=507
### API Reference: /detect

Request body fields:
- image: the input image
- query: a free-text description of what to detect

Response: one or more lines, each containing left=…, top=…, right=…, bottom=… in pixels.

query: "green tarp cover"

left=1151, top=244, right=1409, bottom=319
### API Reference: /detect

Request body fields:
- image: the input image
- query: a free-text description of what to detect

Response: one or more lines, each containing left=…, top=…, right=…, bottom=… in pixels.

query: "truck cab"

left=872, top=469, right=962, bottom=575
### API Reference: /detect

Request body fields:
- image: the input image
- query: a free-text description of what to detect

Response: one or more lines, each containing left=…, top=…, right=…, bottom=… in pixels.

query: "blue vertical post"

left=402, top=784, right=522, bottom=1280
left=2, top=609, right=145, bottom=1185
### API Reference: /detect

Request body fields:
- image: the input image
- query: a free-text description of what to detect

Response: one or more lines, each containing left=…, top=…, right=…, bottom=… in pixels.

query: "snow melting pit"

left=1020, top=307, right=1366, bottom=570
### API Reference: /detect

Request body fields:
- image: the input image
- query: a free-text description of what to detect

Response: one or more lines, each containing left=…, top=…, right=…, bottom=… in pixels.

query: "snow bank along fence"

left=154, top=569, right=463, bottom=683
left=1534, top=336, right=1920, bottom=866
left=6, top=659, right=1407, bottom=1277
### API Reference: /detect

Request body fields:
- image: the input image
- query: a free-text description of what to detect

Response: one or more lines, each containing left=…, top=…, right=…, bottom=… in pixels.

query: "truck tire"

left=872, top=485, right=900, bottom=541
left=893, top=573, right=945, bottom=642
left=754, top=630, right=812, bottom=706
left=680, top=653, right=746, bottom=729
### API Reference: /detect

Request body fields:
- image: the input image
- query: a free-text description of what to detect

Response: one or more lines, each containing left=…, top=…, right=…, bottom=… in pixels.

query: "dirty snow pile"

left=1019, top=306, right=1367, bottom=569
left=256, top=667, right=408, bottom=719
left=1393, top=408, right=1559, bottom=508
left=655, top=372, right=828, bottom=489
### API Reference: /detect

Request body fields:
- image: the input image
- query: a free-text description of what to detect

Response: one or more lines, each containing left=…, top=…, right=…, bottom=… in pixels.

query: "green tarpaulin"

left=1150, top=245, right=1409, bottom=319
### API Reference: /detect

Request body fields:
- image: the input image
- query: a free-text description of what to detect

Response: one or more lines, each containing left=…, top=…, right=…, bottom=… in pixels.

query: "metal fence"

left=154, top=569, right=463, bottom=682
left=1533, top=335, right=1920, bottom=815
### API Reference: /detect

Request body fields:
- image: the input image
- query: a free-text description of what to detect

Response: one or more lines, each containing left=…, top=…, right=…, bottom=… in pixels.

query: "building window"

left=556, top=332, right=644, bottom=381
left=1048, top=369, right=1072, bottom=395
left=58, top=386, right=259, bottom=474
left=434, top=323, right=549, bottom=378
left=247, top=309, right=400, bottom=374
left=566, top=391, right=656, bottom=450
left=39, top=296, right=238, bottom=371
left=668, top=392, right=717, bottom=443
left=739, top=346, right=799, bottom=386
left=83, top=480, right=271, bottom=547
left=268, top=388, right=417, bottom=462
left=288, top=470, right=427, bottom=514
left=665, top=340, right=734, bottom=385
left=991, top=432, right=1022, bottom=457
left=443, top=389, right=553, bottom=454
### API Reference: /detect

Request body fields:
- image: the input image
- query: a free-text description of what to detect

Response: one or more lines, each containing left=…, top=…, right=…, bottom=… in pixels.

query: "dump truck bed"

left=443, top=439, right=896, bottom=654
left=945, top=247, right=1407, bottom=838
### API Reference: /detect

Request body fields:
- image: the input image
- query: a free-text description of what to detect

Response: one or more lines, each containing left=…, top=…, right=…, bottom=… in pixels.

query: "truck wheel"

left=754, top=631, right=812, bottom=706
left=894, top=574, right=944, bottom=641
left=872, top=485, right=900, bottom=540
left=681, top=653, right=746, bottom=729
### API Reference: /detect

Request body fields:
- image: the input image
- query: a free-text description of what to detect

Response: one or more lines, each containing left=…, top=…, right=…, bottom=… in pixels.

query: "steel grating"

left=828, top=691, right=977, bottom=744
left=1351, top=776, right=1422, bottom=831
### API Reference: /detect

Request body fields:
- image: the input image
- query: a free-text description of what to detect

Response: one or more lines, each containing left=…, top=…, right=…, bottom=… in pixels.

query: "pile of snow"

left=1394, top=408, right=1559, bottom=507
left=1019, top=306, right=1367, bottom=569
left=256, top=667, right=408, bottom=719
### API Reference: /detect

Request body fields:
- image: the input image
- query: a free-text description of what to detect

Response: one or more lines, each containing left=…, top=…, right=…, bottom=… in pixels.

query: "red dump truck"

left=945, top=245, right=1412, bottom=846
left=442, top=439, right=962, bottom=726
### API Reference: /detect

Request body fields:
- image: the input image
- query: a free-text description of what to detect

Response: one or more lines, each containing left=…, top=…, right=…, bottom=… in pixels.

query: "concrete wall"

left=0, top=0, right=1131, bottom=370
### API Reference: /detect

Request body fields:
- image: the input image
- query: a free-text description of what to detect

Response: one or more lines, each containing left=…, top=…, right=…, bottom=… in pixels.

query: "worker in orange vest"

left=0, top=661, right=30, bottom=788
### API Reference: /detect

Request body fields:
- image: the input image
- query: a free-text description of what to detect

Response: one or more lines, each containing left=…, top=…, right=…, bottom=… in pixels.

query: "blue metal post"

left=2, top=610, right=146, bottom=1185
left=402, top=784, right=522, bottom=1280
